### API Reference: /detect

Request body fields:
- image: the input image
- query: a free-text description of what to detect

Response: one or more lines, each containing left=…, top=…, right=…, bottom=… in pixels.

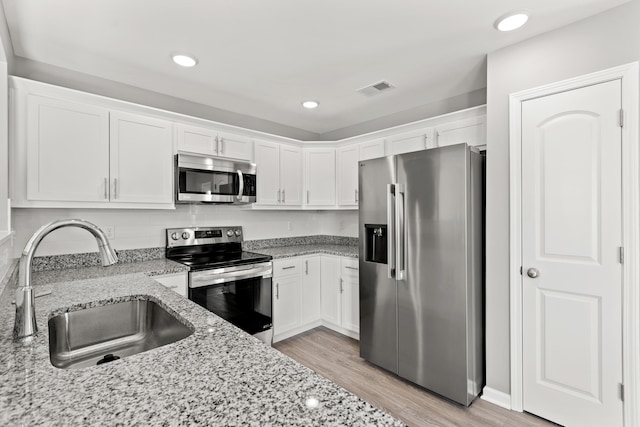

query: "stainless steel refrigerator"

left=359, top=143, right=484, bottom=406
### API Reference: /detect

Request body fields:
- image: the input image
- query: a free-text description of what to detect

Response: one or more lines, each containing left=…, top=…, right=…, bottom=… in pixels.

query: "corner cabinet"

left=11, top=79, right=175, bottom=209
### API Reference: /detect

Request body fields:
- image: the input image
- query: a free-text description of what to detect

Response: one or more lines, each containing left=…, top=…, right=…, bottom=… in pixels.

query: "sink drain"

left=96, top=353, right=121, bottom=365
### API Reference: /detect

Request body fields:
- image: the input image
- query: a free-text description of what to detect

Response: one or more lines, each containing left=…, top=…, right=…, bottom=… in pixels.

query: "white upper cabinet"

left=13, top=79, right=175, bottom=208
left=387, top=128, right=432, bottom=155
left=337, top=145, right=360, bottom=207
left=280, top=145, right=303, bottom=206
left=109, top=111, right=173, bottom=205
left=176, top=125, right=253, bottom=160
left=304, top=148, right=336, bottom=206
left=359, top=138, right=385, bottom=161
left=255, top=140, right=280, bottom=205
left=176, top=123, right=217, bottom=156
left=434, top=116, right=486, bottom=148
left=218, top=131, right=253, bottom=160
left=26, top=95, right=110, bottom=203
left=254, top=140, right=302, bottom=206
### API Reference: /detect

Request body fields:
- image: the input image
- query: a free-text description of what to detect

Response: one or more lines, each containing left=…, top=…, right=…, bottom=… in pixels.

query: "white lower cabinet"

left=300, top=256, right=321, bottom=325
left=321, top=255, right=359, bottom=337
left=273, top=273, right=301, bottom=336
left=272, top=254, right=358, bottom=343
left=152, top=272, right=188, bottom=298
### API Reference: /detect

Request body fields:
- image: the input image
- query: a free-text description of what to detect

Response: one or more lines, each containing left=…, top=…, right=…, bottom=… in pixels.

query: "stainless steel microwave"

left=176, top=153, right=257, bottom=204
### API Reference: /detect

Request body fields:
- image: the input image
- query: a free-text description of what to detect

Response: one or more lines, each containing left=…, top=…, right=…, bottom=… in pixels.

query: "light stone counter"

left=0, top=260, right=401, bottom=426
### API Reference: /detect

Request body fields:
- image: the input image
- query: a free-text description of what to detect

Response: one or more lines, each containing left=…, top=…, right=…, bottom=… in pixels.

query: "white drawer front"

left=274, top=258, right=302, bottom=278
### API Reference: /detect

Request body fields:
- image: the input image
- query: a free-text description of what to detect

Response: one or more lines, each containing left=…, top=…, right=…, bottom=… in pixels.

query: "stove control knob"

left=226, top=230, right=234, bottom=237
left=170, top=232, right=179, bottom=241
left=182, top=232, right=191, bottom=240
left=234, top=229, right=242, bottom=237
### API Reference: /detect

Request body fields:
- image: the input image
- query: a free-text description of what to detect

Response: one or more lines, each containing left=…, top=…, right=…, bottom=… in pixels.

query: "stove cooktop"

left=168, top=250, right=272, bottom=271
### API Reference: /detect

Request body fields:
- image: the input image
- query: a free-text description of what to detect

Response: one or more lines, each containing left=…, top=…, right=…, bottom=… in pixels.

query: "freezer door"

left=396, top=144, right=476, bottom=405
left=359, top=155, right=398, bottom=374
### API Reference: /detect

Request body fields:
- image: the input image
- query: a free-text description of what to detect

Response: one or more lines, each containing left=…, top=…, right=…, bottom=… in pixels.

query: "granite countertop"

left=0, top=261, right=401, bottom=426
left=253, top=243, right=358, bottom=260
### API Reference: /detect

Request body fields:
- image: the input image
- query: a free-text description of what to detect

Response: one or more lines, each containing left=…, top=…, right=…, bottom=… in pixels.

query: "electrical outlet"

left=103, top=226, right=115, bottom=240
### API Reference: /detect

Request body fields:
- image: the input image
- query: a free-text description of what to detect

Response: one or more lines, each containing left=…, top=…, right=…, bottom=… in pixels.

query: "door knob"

left=527, top=268, right=540, bottom=278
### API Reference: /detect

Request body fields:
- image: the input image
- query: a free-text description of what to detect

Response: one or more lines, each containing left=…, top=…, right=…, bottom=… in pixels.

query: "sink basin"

left=48, top=298, right=193, bottom=369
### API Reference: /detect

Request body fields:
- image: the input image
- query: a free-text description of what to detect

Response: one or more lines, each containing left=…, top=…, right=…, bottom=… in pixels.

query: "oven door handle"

left=190, top=264, right=272, bottom=287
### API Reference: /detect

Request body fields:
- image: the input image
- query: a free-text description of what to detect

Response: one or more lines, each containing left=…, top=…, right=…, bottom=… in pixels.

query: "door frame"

left=508, top=62, right=639, bottom=426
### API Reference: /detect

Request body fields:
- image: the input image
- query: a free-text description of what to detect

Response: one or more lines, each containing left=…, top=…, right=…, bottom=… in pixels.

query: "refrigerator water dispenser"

left=364, top=224, right=387, bottom=264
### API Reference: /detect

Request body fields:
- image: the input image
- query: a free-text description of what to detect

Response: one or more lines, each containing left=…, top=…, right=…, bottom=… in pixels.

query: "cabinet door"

left=109, top=111, right=173, bottom=204
left=280, top=145, right=302, bottom=206
left=254, top=140, right=280, bottom=205
left=26, top=95, right=110, bottom=202
left=340, top=258, right=360, bottom=333
left=434, top=116, right=486, bottom=148
left=359, top=139, right=385, bottom=161
left=273, top=274, right=301, bottom=336
left=337, top=145, right=359, bottom=206
left=176, top=123, right=217, bottom=156
left=387, top=129, right=429, bottom=155
left=153, top=272, right=188, bottom=298
left=304, top=148, right=336, bottom=206
left=218, top=131, right=253, bottom=161
left=320, top=256, right=341, bottom=326
left=300, top=256, right=321, bottom=325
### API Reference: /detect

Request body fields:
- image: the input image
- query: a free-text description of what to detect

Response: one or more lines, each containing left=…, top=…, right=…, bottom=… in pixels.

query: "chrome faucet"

left=13, top=219, right=118, bottom=342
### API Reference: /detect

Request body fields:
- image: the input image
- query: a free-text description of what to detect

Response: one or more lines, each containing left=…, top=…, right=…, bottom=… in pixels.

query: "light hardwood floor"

left=274, top=327, right=558, bottom=427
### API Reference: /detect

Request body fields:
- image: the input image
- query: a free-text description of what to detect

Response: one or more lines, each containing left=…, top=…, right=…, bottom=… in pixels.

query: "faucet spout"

left=13, top=219, right=118, bottom=342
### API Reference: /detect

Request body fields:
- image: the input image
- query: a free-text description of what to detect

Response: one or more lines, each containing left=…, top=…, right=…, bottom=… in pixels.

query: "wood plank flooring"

left=274, top=327, right=557, bottom=427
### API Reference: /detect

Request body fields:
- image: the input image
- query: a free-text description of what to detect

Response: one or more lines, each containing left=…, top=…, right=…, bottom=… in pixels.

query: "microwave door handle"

left=237, top=170, right=244, bottom=200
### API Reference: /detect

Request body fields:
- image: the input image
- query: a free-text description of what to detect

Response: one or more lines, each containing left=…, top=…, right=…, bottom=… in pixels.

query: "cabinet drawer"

left=274, top=258, right=302, bottom=278
left=340, top=258, right=359, bottom=280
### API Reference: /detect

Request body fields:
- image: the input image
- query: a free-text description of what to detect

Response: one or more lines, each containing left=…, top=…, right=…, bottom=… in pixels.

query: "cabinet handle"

left=282, top=189, right=285, bottom=203
left=340, top=278, right=344, bottom=293
left=220, top=137, right=224, bottom=154
left=104, top=177, right=108, bottom=199
left=355, top=189, right=358, bottom=203
left=282, top=265, right=296, bottom=270
left=306, top=190, right=310, bottom=204
left=305, top=260, right=308, bottom=275
left=166, top=285, right=179, bottom=290
left=113, top=178, right=118, bottom=199
left=215, top=136, right=219, bottom=154
left=276, top=283, right=279, bottom=299
left=345, top=266, right=358, bottom=270
left=277, top=189, right=281, bottom=203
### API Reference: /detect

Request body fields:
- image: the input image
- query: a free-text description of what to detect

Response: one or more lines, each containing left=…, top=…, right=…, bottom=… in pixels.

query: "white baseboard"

left=481, top=387, right=512, bottom=410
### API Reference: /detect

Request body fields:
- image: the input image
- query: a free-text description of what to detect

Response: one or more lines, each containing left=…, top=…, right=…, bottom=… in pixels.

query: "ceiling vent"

left=357, top=80, right=396, bottom=97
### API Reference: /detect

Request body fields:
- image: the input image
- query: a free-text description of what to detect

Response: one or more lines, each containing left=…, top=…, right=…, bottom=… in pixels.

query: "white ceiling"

left=1, top=0, right=629, bottom=135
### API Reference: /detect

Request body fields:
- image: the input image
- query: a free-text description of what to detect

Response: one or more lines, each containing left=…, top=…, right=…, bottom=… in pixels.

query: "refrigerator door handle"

left=387, top=184, right=396, bottom=279
left=395, top=183, right=406, bottom=281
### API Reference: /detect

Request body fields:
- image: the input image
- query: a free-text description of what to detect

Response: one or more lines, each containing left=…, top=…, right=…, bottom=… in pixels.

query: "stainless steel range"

left=165, top=226, right=273, bottom=345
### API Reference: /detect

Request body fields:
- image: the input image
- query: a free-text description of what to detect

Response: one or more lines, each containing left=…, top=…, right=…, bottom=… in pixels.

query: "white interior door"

left=521, top=80, right=623, bottom=426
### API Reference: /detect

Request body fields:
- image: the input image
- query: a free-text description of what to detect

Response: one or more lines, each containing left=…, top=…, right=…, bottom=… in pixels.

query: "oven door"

left=188, top=262, right=272, bottom=339
left=176, top=153, right=257, bottom=204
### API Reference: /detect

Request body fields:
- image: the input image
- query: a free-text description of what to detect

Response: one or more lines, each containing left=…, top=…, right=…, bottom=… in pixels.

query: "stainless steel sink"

left=48, top=299, right=193, bottom=369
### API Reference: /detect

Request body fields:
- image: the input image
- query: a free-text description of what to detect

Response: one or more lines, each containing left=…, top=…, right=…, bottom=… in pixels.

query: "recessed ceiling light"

left=302, top=101, right=319, bottom=109
left=172, top=53, right=198, bottom=67
left=495, top=12, right=529, bottom=32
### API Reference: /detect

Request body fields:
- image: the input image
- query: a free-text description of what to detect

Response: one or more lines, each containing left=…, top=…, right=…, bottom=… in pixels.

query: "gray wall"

left=485, top=1, right=640, bottom=394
